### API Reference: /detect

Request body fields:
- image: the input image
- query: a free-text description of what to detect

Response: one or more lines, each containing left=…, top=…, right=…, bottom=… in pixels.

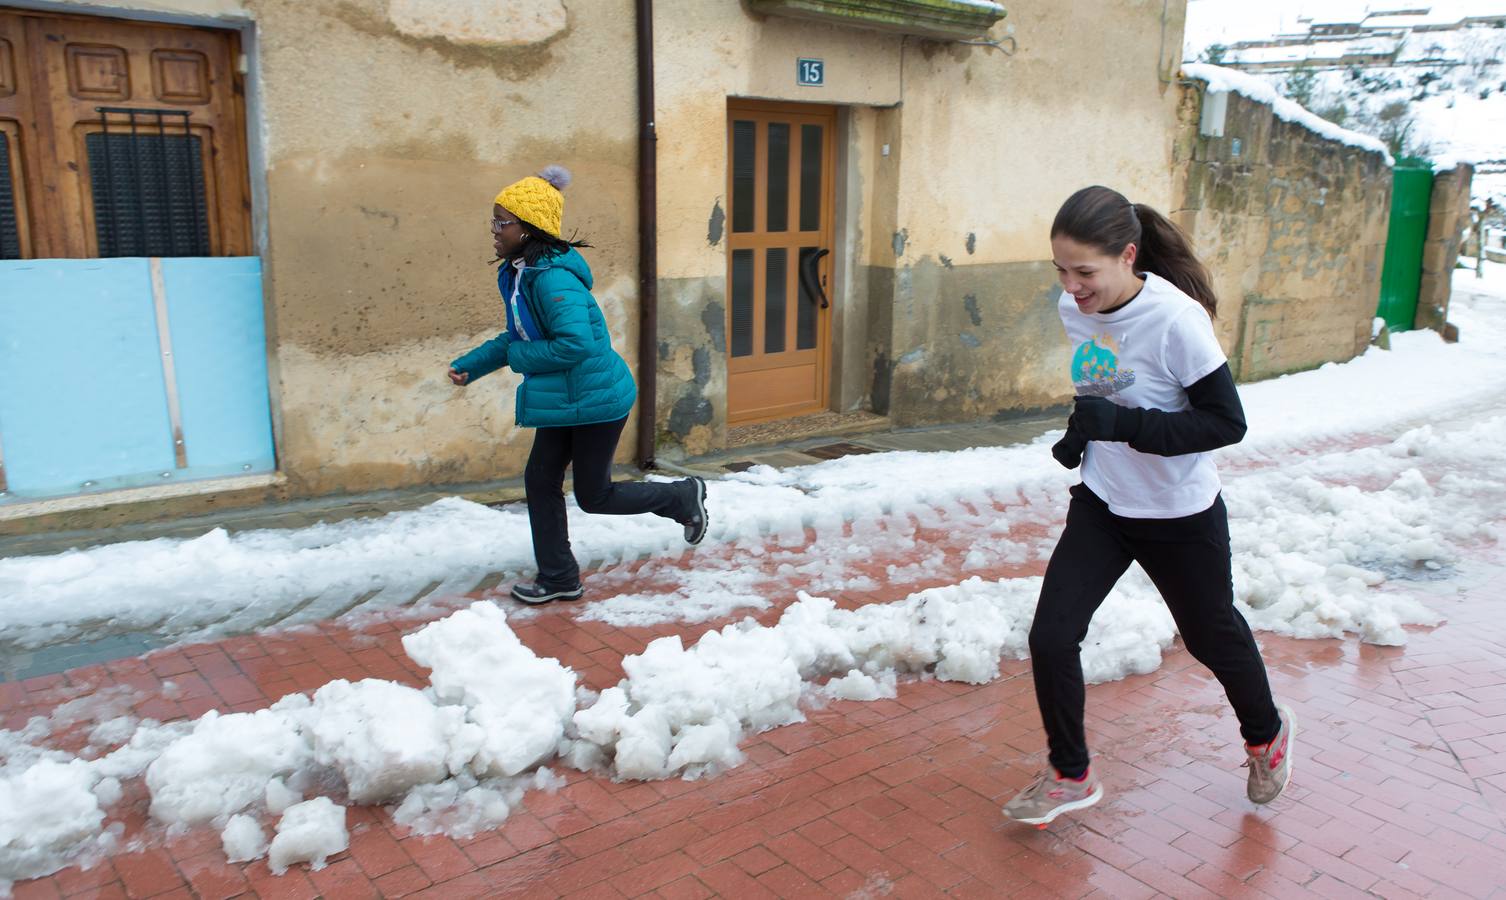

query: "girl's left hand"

left=448, top=367, right=470, bottom=386
left=1074, top=395, right=1140, bottom=442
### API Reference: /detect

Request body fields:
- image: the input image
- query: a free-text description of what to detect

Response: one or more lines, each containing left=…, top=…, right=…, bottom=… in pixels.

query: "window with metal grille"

left=86, top=107, right=209, bottom=257
left=0, top=133, right=19, bottom=260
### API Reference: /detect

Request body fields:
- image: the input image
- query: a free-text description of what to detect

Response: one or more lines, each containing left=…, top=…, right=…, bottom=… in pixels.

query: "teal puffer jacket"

left=451, top=248, right=637, bottom=429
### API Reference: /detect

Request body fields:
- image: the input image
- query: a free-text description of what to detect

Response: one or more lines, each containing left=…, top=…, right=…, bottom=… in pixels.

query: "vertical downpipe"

left=634, top=0, right=659, bottom=470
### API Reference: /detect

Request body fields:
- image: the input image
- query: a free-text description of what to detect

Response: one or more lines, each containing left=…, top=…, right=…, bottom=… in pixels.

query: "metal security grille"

left=86, top=107, right=209, bottom=257
left=0, top=133, right=19, bottom=260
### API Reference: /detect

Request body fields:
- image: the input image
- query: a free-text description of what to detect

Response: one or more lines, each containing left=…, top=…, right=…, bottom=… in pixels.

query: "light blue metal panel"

left=160, top=257, right=275, bottom=478
left=0, top=259, right=176, bottom=499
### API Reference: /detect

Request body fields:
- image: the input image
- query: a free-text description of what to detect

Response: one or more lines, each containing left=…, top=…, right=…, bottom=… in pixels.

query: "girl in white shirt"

left=1003, top=186, right=1295, bottom=827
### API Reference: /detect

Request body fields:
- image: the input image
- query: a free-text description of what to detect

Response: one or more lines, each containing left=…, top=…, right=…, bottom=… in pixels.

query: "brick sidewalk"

left=4, top=525, right=1506, bottom=898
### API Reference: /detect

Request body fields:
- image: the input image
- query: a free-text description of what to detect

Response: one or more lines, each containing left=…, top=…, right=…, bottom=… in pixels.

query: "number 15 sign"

left=798, top=58, right=824, bottom=87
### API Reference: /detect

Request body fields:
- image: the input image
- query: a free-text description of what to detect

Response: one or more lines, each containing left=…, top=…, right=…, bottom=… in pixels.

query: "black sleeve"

left=1118, top=363, right=1247, bottom=456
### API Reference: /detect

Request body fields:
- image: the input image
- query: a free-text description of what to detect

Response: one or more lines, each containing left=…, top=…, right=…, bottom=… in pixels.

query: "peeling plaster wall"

left=652, top=1, right=904, bottom=453
left=656, top=0, right=1190, bottom=441
left=57, top=0, right=640, bottom=497
left=1173, top=84, right=1394, bottom=382
left=872, top=1, right=1189, bottom=427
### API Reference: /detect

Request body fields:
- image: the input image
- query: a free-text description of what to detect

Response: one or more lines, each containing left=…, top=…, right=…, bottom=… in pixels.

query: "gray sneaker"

left=1002, top=766, right=1104, bottom=826
left=1245, top=703, right=1296, bottom=804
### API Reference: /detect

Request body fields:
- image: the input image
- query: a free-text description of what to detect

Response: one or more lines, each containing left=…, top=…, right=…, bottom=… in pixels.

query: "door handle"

left=800, top=248, right=831, bottom=309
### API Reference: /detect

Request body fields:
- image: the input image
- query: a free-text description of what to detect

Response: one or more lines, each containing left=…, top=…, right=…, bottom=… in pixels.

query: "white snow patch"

left=220, top=814, right=268, bottom=863
left=264, top=778, right=302, bottom=815
left=401, top=602, right=576, bottom=778
left=814, top=670, right=899, bottom=703
left=0, top=760, right=118, bottom=891
left=144, top=701, right=313, bottom=826
left=307, top=679, right=480, bottom=803
left=267, top=797, right=347, bottom=875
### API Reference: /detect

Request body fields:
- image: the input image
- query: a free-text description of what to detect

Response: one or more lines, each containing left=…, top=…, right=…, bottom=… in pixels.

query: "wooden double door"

left=0, top=7, right=251, bottom=260
left=726, top=101, right=836, bottom=425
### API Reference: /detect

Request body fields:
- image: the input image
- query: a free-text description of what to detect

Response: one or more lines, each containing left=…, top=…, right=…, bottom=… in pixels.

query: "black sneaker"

left=680, top=477, right=708, bottom=545
left=510, top=581, right=584, bottom=604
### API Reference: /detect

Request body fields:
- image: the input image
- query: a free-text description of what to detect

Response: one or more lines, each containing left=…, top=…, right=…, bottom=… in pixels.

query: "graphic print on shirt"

left=1071, top=334, right=1136, bottom=397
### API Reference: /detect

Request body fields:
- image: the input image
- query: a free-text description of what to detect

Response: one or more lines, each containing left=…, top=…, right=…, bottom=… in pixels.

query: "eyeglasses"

left=489, top=217, right=518, bottom=233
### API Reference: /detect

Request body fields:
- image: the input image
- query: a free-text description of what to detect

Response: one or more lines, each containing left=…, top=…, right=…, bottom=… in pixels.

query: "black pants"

left=1030, top=483, right=1282, bottom=778
left=524, top=416, right=685, bottom=588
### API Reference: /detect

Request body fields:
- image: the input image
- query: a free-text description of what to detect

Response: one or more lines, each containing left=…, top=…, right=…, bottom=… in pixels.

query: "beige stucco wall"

left=1172, top=82, right=1393, bottom=381
left=653, top=0, right=1191, bottom=445
left=27, top=0, right=1191, bottom=514
left=876, top=1, right=1187, bottom=426
left=47, top=0, right=640, bottom=500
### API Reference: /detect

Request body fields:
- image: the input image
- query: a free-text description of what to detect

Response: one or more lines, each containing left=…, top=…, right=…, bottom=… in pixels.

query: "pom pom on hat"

left=493, top=163, right=570, bottom=237
left=537, top=165, right=571, bottom=191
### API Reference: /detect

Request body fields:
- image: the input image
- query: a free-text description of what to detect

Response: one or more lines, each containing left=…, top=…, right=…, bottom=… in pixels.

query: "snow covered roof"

left=1181, top=63, right=1397, bottom=165
left=1226, top=36, right=1399, bottom=65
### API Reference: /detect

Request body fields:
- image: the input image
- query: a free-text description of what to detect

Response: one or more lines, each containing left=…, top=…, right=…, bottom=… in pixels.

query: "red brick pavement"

left=5, top=522, right=1506, bottom=898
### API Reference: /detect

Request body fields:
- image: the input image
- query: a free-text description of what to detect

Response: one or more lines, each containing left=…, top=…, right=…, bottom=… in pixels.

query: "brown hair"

left=1051, top=186, right=1218, bottom=318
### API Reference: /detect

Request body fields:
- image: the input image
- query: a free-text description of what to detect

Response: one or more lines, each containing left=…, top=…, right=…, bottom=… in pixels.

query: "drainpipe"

left=634, top=0, right=659, bottom=470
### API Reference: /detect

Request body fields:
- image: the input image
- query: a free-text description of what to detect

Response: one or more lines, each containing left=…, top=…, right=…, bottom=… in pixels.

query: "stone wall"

left=1417, top=164, right=1475, bottom=334
left=1172, top=81, right=1394, bottom=381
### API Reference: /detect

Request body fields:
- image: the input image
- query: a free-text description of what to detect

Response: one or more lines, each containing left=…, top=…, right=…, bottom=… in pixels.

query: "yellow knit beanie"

left=494, top=165, right=570, bottom=238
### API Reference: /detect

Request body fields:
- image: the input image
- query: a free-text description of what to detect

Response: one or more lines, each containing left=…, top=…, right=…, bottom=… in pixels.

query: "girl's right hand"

left=448, top=366, right=470, bottom=386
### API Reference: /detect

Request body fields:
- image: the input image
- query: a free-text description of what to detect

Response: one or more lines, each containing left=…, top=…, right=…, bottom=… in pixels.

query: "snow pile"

left=0, top=760, right=118, bottom=894
left=1, top=708, right=186, bottom=893
left=145, top=703, right=313, bottom=826
left=220, top=814, right=267, bottom=863
left=392, top=767, right=564, bottom=838
left=0, top=496, right=540, bottom=649
left=401, top=601, right=575, bottom=778
left=7, top=374, right=1505, bottom=886
left=264, top=777, right=302, bottom=814
left=569, top=623, right=805, bottom=779
left=569, top=579, right=1175, bottom=781
left=267, top=798, right=346, bottom=875
left=1, top=601, right=577, bottom=891
left=1231, top=417, right=1506, bottom=645
left=307, top=679, right=479, bottom=803
left=1181, top=62, right=1395, bottom=163
left=815, top=670, right=898, bottom=703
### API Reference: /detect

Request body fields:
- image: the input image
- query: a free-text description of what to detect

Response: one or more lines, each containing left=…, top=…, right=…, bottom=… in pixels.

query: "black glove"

left=1072, top=395, right=1143, bottom=443
left=1051, top=417, right=1088, bottom=469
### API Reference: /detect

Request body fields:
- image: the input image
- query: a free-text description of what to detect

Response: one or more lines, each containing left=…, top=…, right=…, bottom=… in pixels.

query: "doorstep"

left=674, top=410, right=1067, bottom=476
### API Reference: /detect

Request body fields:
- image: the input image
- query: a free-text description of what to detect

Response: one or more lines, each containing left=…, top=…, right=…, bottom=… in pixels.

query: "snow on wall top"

left=1182, top=62, right=1397, bottom=166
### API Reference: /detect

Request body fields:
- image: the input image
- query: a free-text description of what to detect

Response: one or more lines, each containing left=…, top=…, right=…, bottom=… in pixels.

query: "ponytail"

left=1052, top=186, right=1218, bottom=318
left=1130, top=203, right=1218, bottom=319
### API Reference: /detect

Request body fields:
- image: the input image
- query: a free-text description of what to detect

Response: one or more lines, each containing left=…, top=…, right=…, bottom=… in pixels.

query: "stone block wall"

left=1172, top=82, right=1394, bottom=381
left=1417, top=164, right=1474, bottom=333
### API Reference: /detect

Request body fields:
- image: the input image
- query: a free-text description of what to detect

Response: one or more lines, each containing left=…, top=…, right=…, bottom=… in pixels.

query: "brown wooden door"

left=0, top=8, right=250, bottom=260
left=726, top=101, right=836, bottom=425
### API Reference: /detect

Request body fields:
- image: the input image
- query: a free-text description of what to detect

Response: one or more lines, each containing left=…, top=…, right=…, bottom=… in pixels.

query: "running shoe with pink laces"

left=1002, top=766, right=1104, bottom=826
left=1245, top=703, right=1296, bottom=804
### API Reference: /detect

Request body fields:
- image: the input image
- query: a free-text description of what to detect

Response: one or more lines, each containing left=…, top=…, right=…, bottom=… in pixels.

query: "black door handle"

left=800, top=248, right=831, bottom=309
